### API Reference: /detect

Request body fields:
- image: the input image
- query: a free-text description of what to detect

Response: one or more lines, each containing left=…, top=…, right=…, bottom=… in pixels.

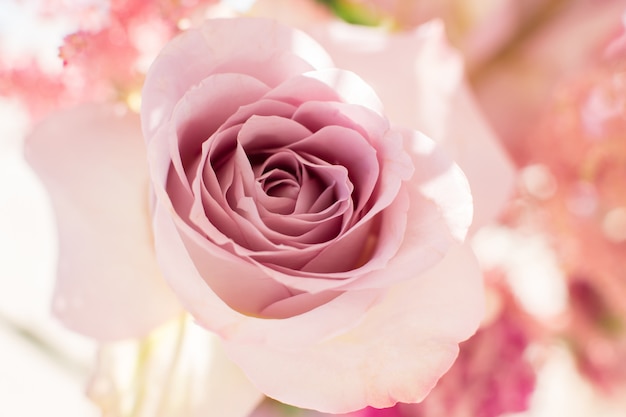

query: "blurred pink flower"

left=567, top=279, right=626, bottom=392
left=471, top=0, right=626, bottom=159
left=505, top=8, right=626, bottom=394
left=1, top=0, right=222, bottom=119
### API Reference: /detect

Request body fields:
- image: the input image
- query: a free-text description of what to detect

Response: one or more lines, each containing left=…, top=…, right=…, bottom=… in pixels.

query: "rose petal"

left=247, top=130, right=466, bottom=294
left=266, top=68, right=384, bottom=115
left=223, top=243, right=484, bottom=413
left=442, top=84, right=516, bottom=231
left=331, top=130, right=473, bottom=291
left=309, top=19, right=515, bottom=228
left=220, top=99, right=298, bottom=132
left=292, top=100, right=389, bottom=146
left=308, top=21, right=460, bottom=138
left=170, top=73, right=271, bottom=191
left=152, top=197, right=383, bottom=340
left=290, top=125, right=379, bottom=214
left=25, top=104, right=182, bottom=341
left=142, top=18, right=333, bottom=140
left=236, top=114, right=313, bottom=151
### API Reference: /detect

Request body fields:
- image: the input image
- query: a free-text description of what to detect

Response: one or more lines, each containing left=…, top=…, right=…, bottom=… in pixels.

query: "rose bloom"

left=26, top=17, right=514, bottom=414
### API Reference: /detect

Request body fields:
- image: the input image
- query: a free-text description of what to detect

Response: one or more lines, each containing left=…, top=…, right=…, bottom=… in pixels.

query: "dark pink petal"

left=290, top=125, right=379, bottom=214
left=247, top=128, right=471, bottom=294
left=243, top=129, right=415, bottom=291
left=169, top=73, right=271, bottom=190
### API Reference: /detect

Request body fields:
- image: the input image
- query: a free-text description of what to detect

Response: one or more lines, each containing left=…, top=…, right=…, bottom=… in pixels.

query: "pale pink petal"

left=220, top=99, right=298, bottom=132
left=236, top=115, right=313, bottom=150
left=87, top=319, right=264, bottom=417
left=224, top=243, right=484, bottom=413
left=170, top=73, right=271, bottom=190
left=292, top=100, right=389, bottom=146
left=152, top=197, right=383, bottom=346
left=443, top=84, right=516, bottom=231
left=142, top=18, right=333, bottom=140
left=249, top=130, right=470, bottom=293
left=308, top=20, right=515, bottom=228
left=307, top=21, right=459, bottom=135
left=25, top=104, right=182, bottom=341
left=266, top=68, right=384, bottom=115
left=333, top=130, right=473, bottom=290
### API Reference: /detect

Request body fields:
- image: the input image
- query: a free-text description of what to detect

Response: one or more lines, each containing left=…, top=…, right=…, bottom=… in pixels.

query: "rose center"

left=250, top=150, right=304, bottom=214
left=260, top=169, right=300, bottom=199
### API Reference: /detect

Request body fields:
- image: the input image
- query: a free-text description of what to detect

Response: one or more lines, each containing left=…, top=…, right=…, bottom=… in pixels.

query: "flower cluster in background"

left=506, top=22, right=626, bottom=394
left=1, top=1, right=626, bottom=417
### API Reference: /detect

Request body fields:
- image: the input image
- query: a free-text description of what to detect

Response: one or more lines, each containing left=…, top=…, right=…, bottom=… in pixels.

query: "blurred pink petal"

left=472, top=0, right=626, bottom=159
left=87, top=317, right=263, bottom=417
left=25, top=104, right=182, bottom=341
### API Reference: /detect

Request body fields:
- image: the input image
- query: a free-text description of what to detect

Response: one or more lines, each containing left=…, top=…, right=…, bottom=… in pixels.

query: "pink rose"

left=141, top=18, right=480, bottom=412
left=26, top=17, right=505, bottom=414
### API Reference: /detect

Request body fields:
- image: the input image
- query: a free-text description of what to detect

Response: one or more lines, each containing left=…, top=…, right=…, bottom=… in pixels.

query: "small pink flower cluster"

left=1, top=0, right=219, bottom=119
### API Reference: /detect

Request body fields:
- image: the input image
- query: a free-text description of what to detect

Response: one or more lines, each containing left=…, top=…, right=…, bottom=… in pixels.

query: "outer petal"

left=307, top=20, right=515, bottom=229
left=25, top=104, right=182, bottom=341
left=443, top=83, right=516, bottom=230
left=332, top=129, right=473, bottom=291
left=224, top=243, right=484, bottom=413
left=141, top=17, right=333, bottom=141
left=151, top=195, right=383, bottom=347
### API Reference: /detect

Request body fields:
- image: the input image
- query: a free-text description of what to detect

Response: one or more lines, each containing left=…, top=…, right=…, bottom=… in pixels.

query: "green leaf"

left=316, top=0, right=384, bottom=26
